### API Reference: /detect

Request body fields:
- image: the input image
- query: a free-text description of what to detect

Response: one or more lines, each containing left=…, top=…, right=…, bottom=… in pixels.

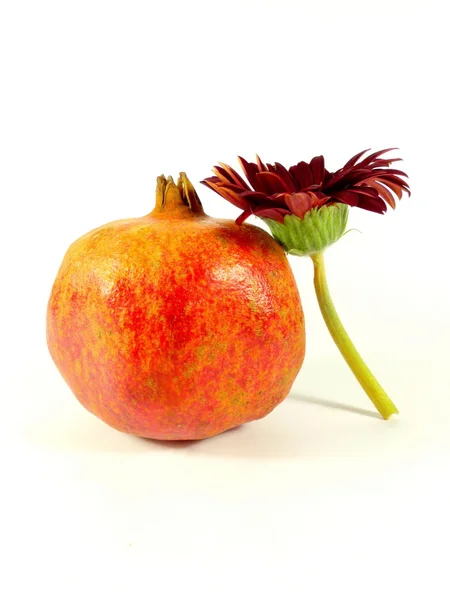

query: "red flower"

left=201, top=149, right=410, bottom=224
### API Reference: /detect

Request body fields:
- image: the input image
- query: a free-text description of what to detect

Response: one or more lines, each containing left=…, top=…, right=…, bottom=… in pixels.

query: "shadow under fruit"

left=46, top=174, right=305, bottom=440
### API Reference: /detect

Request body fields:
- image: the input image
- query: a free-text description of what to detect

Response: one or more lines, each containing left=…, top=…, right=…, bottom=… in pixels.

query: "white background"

left=1, top=1, right=449, bottom=598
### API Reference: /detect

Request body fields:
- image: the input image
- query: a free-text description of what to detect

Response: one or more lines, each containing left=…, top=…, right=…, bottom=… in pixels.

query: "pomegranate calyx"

left=152, top=173, right=205, bottom=218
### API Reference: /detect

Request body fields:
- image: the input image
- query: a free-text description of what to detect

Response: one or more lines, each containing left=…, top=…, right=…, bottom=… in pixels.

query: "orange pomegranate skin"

left=47, top=178, right=305, bottom=440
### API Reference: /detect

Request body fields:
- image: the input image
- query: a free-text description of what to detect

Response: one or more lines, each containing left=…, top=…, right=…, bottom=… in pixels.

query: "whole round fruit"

left=47, top=174, right=305, bottom=440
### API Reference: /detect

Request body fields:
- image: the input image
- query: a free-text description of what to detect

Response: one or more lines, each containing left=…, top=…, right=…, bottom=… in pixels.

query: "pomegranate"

left=46, top=174, right=305, bottom=440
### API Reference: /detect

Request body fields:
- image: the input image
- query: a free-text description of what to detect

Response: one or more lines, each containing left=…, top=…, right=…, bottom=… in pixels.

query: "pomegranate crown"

left=152, top=173, right=205, bottom=217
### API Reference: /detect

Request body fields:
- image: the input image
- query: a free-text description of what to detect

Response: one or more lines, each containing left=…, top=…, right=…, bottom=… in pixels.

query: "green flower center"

left=263, top=203, right=349, bottom=256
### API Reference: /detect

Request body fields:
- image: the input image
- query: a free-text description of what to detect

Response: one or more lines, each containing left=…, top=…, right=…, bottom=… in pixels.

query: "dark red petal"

left=202, top=175, right=221, bottom=184
left=212, top=165, right=239, bottom=185
left=331, top=190, right=361, bottom=206
left=322, top=168, right=333, bottom=186
left=372, top=167, right=409, bottom=178
left=255, top=154, right=267, bottom=172
left=239, top=191, right=291, bottom=209
left=201, top=180, right=251, bottom=210
left=252, top=207, right=291, bottom=223
left=269, top=192, right=291, bottom=205
left=310, top=155, right=325, bottom=185
left=380, top=157, right=403, bottom=164
left=327, top=166, right=408, bottom=190
left=289, top=161, right=314, bottom=189
left=210, top=182, right=249, bottom=194
left=368, top=181, right=397, bottom=209
left=378, top=175, right=411, bottom=197
left=200, top=178, right=220, bottom=192
left=358, top=148, right=398, bottom=167
left=217, top=162, right=251, bottom=190
left=356, top=195, right=387, bottom=213
left=236, top=208, right=254, bottom=225
left=273, top=162, right=298, bottom=193
left=326, top=149, right=405, bottom=190
left=214, top=182, right=257, bottom=195
left=323, top=167, right=353, bottom=190
left=351, top=185, right=380, bottom=198
left=255, top=171, right=291, bottom=194
left=378, top=180, right=405, bottom=200
left=239, top=190, right=272, bottom=204
left=285, top=192, right=313, bottom=219
left=368, top=158, right=403, bottom=169
left=332, top=168, right=377, bottom=187
left=237, top=156, right=261, bottom=191
left=343, top=148, right=371, bottom=169
left=381, top=174, right=410, bottom=191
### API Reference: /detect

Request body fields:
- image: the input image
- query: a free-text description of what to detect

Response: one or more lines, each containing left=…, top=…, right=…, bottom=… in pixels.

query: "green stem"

left=311, top=252, right=399, bottom=420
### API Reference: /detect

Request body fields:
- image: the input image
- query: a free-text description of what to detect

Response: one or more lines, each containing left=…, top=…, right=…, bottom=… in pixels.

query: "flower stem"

left=311, top=252, right=399, bottom=419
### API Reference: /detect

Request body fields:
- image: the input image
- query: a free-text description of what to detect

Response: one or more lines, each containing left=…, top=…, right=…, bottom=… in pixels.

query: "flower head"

left=201, top=149, right=410, bottom=225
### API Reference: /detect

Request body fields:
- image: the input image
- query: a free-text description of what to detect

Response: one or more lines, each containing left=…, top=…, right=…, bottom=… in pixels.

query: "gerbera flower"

left=201, top=148, right=410, bottom=225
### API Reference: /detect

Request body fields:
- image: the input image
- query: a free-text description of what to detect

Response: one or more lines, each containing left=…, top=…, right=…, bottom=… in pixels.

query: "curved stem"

left=311, top=252, right=399, bottom=419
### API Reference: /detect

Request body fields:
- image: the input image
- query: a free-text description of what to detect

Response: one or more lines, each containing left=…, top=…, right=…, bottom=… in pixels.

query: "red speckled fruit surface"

left=47, top=175, right=305, bottom=440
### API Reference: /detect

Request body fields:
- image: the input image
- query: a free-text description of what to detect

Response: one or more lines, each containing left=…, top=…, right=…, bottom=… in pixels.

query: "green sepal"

left=262, top=203, right=349, bottom=256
